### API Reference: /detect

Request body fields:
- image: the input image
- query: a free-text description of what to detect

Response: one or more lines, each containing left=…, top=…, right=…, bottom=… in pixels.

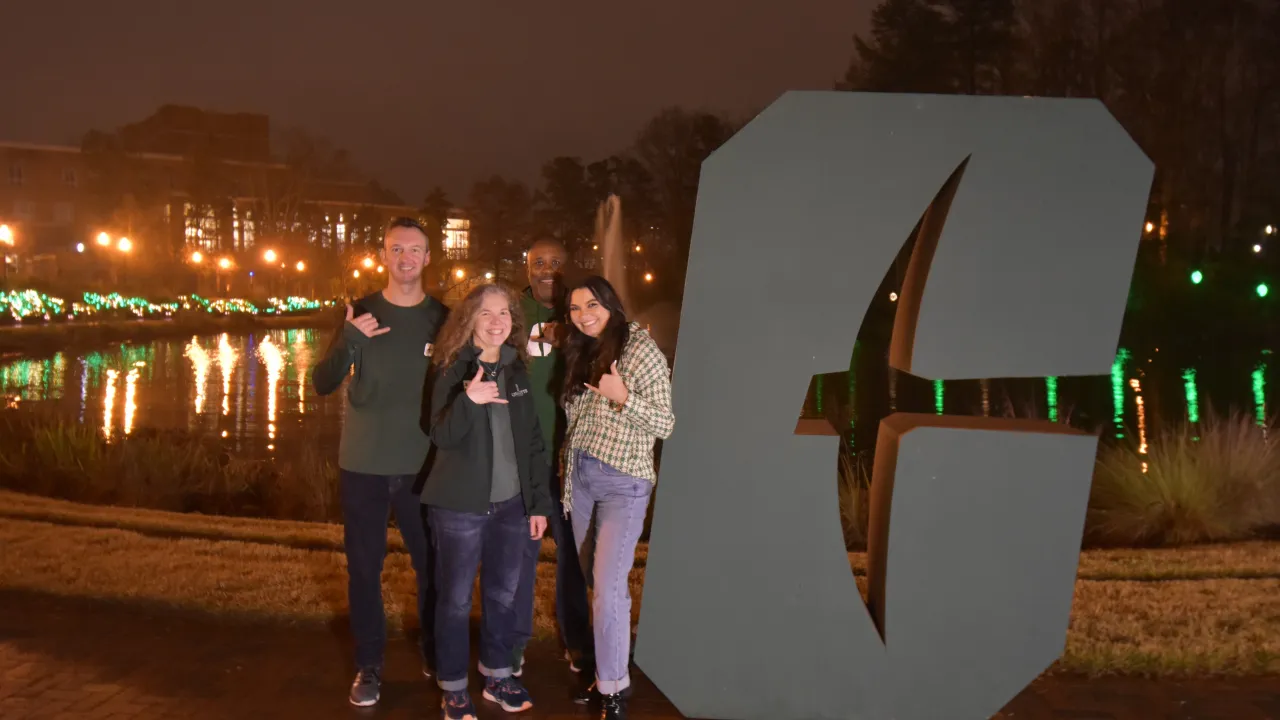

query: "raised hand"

left=346, top=304, right=390, bottom=338
left=531, top=321, right=562, bottom=348
left=585, top=361, right=629, bottom=405
left=465, top=366, right=507, bottom=405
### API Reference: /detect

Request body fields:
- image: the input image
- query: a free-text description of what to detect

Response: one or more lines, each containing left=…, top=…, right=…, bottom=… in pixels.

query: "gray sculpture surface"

left=634, top=92, right=1153, bottom=720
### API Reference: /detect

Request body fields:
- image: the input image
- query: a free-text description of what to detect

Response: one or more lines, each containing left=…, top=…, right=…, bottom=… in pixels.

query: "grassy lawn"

left=1, top=490, right=1277, bottom=676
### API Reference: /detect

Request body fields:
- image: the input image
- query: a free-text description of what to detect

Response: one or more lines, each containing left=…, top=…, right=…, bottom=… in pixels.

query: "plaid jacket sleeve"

left=619, top=329, right=674, bottom=439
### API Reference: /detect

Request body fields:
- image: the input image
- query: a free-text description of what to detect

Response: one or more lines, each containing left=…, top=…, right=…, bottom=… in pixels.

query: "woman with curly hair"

left=422, top=283, right=554, bottom=720
left=560, top=274, right=674, bottom=720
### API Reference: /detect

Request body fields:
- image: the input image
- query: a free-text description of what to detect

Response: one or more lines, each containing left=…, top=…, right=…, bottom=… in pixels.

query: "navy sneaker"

left=442, top=690, right=477, bottom=720
left=483, top=676, right=534, bottom=713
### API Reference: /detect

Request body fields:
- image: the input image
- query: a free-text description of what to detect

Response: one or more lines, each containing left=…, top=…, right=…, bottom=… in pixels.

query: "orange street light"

left=295, top=261, right=306, bottom=272
left=352, top=270, right=360, bottom=279
left=362, top=257, right=374, bottom=269
left=263, top=249, right=278, bottom=263
left=117, top=237, right=132, bottom=253
left=218, top=258, right=232, bottom=270
left=190, top=251, right=204, bottom=264
left=96, top=231, right=111, bottom=247
left=454, top=268, right=465, bottom=279
left=0, top=224, right=13, bottom=246
left=643, top=272, right=654, bottom=283
left=1144, top=221, right=1155, bottom=233
left=376, top=265, right=384, bottom=273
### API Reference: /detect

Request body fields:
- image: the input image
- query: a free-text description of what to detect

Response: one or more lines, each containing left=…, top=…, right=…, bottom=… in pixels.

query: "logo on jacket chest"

left=511, top=384, right=529, bottom=398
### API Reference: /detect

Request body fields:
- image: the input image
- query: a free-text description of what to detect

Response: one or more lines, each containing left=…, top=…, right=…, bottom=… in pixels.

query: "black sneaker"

left=348, top=667, right=381, bottom=707
left=442, top=690, right=477, bottom=720
left=483, top=676, right=533, bottom=713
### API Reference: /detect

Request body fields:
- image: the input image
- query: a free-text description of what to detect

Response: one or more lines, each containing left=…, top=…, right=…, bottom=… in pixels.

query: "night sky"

left=1, top=1, right=871, bottom=202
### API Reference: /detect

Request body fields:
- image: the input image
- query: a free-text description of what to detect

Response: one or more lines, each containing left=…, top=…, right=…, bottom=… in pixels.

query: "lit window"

left=444, top=217, right=470, bottom=260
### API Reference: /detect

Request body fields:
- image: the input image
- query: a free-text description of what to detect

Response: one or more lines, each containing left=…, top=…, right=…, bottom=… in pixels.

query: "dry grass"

left=0, top=412, right=341, bottom=522
left=2, top=509, right=1278, bottom=676
left=1088, top=412, right=1280, bottom=547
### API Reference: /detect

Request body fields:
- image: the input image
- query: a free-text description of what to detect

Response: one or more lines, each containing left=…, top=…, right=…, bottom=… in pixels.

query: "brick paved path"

left=2, top=589, right=1278, bottom=719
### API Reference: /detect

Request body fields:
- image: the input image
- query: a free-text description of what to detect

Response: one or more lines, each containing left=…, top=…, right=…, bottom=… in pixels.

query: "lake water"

left=0, top=329, right=1274, bottom=465
left=0, top=328, right=345, bottom=461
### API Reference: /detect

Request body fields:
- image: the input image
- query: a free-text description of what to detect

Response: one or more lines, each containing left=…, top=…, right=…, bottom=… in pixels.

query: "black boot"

left=600, top=692, right=626, bottom=720
left=573, top=679, right=596, bottom=705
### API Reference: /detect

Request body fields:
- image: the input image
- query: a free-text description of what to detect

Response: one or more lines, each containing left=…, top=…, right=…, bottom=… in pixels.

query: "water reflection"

left=257, top=336, right=284, bottom=451
left=2, top=330, right=1273, bottom=466
left=1253, top=363, right=1267, bottom=428
left=103, top=369, right=117, bottom=440
left=124, top=367, right=138, bottom=436
left=185, top=338, right=211, bottom=415
left=217, top=333, right=236, bottom=417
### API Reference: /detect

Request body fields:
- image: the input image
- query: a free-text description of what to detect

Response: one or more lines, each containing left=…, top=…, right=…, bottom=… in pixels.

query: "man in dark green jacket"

left=311, top=217, right=449, bottom=708
left=511, top=236, right=595, bottom=674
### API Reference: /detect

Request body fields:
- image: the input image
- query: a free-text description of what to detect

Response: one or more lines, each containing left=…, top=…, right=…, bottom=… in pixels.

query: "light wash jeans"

left=569, top=451, right=652, bottom=695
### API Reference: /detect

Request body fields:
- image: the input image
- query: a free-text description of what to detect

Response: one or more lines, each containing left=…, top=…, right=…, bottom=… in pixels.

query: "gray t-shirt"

left=485, top=363, right=522, bottom=504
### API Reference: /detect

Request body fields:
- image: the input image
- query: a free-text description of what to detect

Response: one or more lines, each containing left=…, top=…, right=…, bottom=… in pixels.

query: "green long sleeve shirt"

left=311, top=292, right=449, bottom=476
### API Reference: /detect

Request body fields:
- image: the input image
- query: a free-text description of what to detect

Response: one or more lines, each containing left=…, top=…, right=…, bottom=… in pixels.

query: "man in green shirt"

left=511, top=236, right=594, bottom=674
left=311, top=217, right=449, bottom=708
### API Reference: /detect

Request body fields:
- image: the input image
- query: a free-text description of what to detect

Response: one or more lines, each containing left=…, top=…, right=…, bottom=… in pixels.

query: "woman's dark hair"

left=562, top=275, right=630, bottom=404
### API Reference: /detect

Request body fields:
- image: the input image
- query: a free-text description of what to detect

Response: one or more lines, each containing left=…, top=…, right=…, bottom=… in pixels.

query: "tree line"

left=840, top=0, right=1280, bottom=263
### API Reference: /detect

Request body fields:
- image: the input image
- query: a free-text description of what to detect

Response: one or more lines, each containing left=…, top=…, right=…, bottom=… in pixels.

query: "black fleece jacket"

left=421, top=343, right=554, bottom=517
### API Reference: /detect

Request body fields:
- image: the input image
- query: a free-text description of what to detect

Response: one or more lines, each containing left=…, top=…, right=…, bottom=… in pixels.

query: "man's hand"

left=529, top=516, right=547, bottom=540
left=346, top=304, right=390, bottom=338
left=585, top=361, right=629, bottom=405
left=531, top=321, right=562, bottom=348
left=464, top=366, right=507, bottom=405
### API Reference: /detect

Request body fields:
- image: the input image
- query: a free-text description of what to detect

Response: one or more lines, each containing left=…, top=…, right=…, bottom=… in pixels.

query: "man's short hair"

left=384, top=216, right=429, bottom=239
left=528, top=235, right=566, bottom=253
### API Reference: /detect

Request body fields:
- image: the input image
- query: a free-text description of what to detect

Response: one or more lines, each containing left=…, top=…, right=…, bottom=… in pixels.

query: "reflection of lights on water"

left=185, top=338, right=211, bottom=415
left=1046, top=376, right=1059, bottom=423
left=103, top=369, right=118, bottom=439
left=257, top=336, right=284, bottom=443
left=217, top=334, right=237, bottom=416
left=1111, top=349, right=1130, bottom=439
left=1182, top=368, right=1200, bottom=425
left=293, top=331, right=309, bottom=415
left=123, top=368, right=138, bottom=435
left=1130, top=378, right=1148, bottom=472
left=1253, top=363, right=1267, bottom=428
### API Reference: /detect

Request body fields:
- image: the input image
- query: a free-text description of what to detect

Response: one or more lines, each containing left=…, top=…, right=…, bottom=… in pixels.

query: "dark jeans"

left=429, top=495, right=529, bottom=692
left=340, top=470, right=435, bottom=671
left=511, top=480, right=593, bottom=667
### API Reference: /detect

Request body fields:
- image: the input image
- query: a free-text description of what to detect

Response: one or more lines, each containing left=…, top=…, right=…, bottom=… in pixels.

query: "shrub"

left=1086, top=412, right=1280, bottom=547
left=838, top=447, right=871, bottom=550
left=0, top=410, right=341, bottom=523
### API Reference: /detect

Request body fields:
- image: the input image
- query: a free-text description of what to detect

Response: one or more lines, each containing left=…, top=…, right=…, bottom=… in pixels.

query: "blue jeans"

left=429, top=496, right=528, bottom=692
left=569, top=452, right=653, bottom=695
left=511, top=474, right=594, bottom=667
left=339, top=470, right=435, bottom=671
